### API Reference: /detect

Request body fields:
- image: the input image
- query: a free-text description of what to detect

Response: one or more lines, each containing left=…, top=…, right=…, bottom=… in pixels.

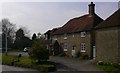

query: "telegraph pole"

left=5, top=28, right=7, bottom=56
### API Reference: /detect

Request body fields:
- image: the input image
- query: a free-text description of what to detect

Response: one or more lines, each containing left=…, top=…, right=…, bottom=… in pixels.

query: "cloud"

left=2, top=2, right=118, bottom=36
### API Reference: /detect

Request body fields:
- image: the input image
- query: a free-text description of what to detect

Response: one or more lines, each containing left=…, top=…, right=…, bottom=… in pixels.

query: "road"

left=2, top=65, right=37, bottom=71
left=5, top=52, right=29, bottom=57
left=49, top=56, right=104, bottom=71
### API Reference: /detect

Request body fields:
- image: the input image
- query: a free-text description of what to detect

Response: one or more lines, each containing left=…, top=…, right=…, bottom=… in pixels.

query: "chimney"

left=88, top=2, right=95, bottom=15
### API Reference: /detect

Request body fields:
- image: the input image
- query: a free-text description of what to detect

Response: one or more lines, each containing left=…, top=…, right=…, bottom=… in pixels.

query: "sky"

left=1, top=1, right=119, bottom=37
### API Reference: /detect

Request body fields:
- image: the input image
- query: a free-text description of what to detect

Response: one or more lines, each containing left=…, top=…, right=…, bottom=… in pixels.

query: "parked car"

left=23, top=47, right=30, bottom=52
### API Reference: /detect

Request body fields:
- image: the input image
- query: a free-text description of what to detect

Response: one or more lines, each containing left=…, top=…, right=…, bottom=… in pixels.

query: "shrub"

left=75, top=51, right=81, bottom=58
left=97, top=61, right=104, bottom=65
left=81, top=54, right=89, bottom=59
left=29, top=38, right=49, bottom=63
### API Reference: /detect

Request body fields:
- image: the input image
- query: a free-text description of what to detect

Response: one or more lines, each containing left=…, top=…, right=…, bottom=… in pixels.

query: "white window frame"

left=81, top=43, right=86, bottom=52
left=80, top=32, right=86, bottom=37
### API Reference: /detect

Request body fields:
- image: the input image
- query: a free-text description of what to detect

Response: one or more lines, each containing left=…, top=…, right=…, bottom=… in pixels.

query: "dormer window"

left=64, top=33, right=67, bottom=40
left=81, top=32, right=86, bottom=37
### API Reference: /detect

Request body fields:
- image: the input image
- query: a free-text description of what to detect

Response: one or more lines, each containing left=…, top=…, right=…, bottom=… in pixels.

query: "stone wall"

left=52, top=31, right=92, bottom=57
left=95, top=27, right=120, bottom=63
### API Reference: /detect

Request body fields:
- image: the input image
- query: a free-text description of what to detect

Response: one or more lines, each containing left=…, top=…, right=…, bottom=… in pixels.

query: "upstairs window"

left=64, top=33, right=67, bottom=40
left=81, top=43, right=86, bottom=52
left=53, top=35, right=57, bottom=40
left=81, top=32, right=86, bottom=37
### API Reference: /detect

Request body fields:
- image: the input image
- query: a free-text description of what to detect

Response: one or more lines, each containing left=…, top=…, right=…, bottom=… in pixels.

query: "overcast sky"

left=1, top=1, right=119, bottom=36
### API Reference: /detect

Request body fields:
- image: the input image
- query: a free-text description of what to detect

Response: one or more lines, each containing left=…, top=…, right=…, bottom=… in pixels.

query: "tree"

left=1, top=19, right=16, bottom=48
left=32, top=33, right=37, bottom=41
left=29, top=38, right=49, bottom=63
left=19, top=26, right=30, bottom=38
left=14, top=28, right=32, bottom=49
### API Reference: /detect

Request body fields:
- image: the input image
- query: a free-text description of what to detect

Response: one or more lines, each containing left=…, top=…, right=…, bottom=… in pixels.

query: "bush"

left=29, top=38, right=49, bottom=63
left=81, top=54, right=89, bottom=59
left=97, top=61, right=104, bottom=65
left=97, top=61, right=120, bottom=72
left=75, top=51, right=81, bottom=58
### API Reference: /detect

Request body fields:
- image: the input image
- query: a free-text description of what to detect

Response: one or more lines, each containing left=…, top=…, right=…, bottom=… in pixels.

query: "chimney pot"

left=88, top=2, right=95, bottom=15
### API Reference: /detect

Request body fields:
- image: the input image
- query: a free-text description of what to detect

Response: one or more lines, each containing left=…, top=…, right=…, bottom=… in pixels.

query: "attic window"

left=81, top=32, right=86, bottom=37
left=64, top=33, right=67, bottom=40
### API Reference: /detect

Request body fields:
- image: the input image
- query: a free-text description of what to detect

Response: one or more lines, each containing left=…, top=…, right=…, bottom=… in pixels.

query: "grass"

left=97, top=61, right=120, bottom=73
left=2, top=55, right=56, bottom=72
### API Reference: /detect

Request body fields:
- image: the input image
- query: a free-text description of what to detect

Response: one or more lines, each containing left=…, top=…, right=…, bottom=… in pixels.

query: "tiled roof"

left=96, top=8, right=120, bottom=29
left=44, top=27, right=60, bottom=35
left=53, top=14, right=103, bottom=35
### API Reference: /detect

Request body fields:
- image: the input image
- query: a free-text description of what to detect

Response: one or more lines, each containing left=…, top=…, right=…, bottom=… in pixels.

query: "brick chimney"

left=88, top=2, right=95, bottom=15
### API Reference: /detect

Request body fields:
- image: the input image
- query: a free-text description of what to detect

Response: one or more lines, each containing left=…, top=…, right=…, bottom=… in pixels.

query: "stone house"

left=95, top=8, right=120, bottom=63
left=46, top=2, right=104, bottom=58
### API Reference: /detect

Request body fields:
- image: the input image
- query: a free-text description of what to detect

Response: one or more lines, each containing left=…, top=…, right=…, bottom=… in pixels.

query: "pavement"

left=49, top=56, right=103, bottom=71
left=2, top=65, right=37, bottom=71
left=5, top=52, right=29, bottom=57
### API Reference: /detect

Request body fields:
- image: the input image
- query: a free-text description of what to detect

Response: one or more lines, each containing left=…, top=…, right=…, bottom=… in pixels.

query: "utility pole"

left=5, top=28, right=7, bottom=56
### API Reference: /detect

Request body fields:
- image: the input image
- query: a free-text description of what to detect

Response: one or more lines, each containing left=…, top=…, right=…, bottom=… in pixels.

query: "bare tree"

left=1, top=18, right=16, bottom=48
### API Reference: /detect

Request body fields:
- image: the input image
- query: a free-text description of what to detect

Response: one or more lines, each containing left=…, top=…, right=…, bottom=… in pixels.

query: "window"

left=81, top=43, right=86, bottom=52
left=64, top=33, right=67, bottom=40
left=53, top=35, right=57, bottom=40
left=81, top=32, right=86, bottom=37
left=64, top=43, right=67, bottom=51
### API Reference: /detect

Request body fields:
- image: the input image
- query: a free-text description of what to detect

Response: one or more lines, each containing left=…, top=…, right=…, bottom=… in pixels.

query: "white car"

left=23, top=47, right=30, bottom=52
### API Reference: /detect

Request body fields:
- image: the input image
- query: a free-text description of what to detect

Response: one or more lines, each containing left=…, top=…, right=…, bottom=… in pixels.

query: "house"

left=95, top=8, right=120, bottom=63
left=49, top=2, right=104, bottom=58
left=44, top=28, right=63, bottom=55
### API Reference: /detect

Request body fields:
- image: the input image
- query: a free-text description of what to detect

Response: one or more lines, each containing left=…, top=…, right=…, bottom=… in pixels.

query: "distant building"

left=45, top=2, right=103, bottom=58
left=95, top=8, right=120, bottom=63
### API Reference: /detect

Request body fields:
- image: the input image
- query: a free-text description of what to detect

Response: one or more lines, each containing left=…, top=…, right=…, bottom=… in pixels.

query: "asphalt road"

left=4, top=52, right=29, bottom=57
left=49, top=56, right=104, bottom=71
left=2, top=65, right=37, bottom=71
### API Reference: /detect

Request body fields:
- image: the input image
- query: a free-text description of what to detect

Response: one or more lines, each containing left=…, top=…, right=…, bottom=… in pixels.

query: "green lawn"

left=2, top=55, right=56, bottom=72
left=97, top=62, right=120, bottom=73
